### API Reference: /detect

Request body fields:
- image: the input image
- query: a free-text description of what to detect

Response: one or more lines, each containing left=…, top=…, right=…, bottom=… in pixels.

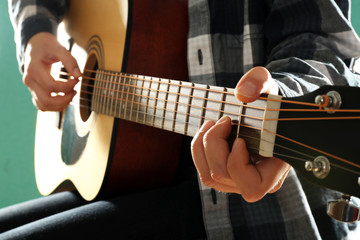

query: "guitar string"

left=80, top=73, right=360, bottom=170
left=60, top=72, right=360, bottom=171
left=78, top=97, right=360, bottom=176
left=78, top=76, right=360, bottom=122
left=77, top=91, right=360, bottom=174
left=79, top=69, right=360, bottom=115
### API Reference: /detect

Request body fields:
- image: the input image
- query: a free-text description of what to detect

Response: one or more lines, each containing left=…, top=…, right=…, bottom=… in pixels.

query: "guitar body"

left=35, top=0, right=188, bottom=200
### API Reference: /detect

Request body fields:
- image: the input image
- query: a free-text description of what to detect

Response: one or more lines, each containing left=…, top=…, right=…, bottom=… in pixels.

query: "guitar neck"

left=89, top=69, right=281, bottom=156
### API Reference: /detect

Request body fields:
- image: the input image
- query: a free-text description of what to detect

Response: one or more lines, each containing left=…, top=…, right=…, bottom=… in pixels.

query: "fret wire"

left=100, top=70, right=106, bottom=113
left=122, top=73, right=129, bottom=119
left=188, top=84, right=208, bottom=136
left=238, top=102, right=245, bottom=138
left=200, top=85, right=209, bottom=127
left=92, top=71, right=97, bottom=111
left=129, top=74, right=137, bottom=121
left=105, top=70, right=111, bottom=115
left=161, top=78, right=170, bottom=129
left=175, top=81, right=192, bottom=134
left=110, top=71, right=116, bottom=115
left=91, top=71, right=98, bottom=111
left=172, top=81, right=181, bottom=132
left=184, top=82, right=194, bottom=135
left=114, top=71, right=121, bottom=117
left=119, top=73, right=125, bottom=117
left=105, top=71, right=110, bottom=115
left=136, top=75, right=145, bottom=123
left=218, top=87, right=226, bottom=120
left=205, top=85, right=225, bottom=127
left=164, top=80, right=180, bottom=132
left=155, top=77, right=163, bottom=127
left=143, top=76, right=151, bottom=124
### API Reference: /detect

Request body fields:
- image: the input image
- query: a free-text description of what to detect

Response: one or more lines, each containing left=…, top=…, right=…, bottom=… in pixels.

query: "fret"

left=237, top=101, right=245, bottom=139
left=91, top=70, right=100, bottom=112
left=240, top=98, right=265, bottom=153
left=221, top=89, right=240, bottom=121
left=118, top=73, right=126, bottom=117
left=142, top=76, right=152, bottom=125
left=129, top=74, right=138, bottom=121
left=99, top=70, right=106, bottom=114
left=221, top=88, right=242, bottom=138
left=103, top=71, right=109, bottom=115
left=114, top=72, right=122, bottom=118
left=187, top=83, right=208, bottom=137
left=158, top=78, right=170, bottom=129
left=164, top=80, right=180, bottom=132
left=135, top=75, right=145, bottom=123
left=259, top=94, right=281, bottom=157
left=174, top=81, right=193, bottom=135
left=108, top=71, right=116, bottom=116
left=204, top=85, right=225, bottom=123
left=152, top=77, right=162, bottom=127
left=122, top=73, right=130, bottom=120
left=146, top=77, right=158, bottom=126
left=184, top=82, right=194, bottom=136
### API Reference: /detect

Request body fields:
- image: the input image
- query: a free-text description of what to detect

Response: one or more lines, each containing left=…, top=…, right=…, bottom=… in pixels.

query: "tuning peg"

left=327, top=194, right=360, bottom=223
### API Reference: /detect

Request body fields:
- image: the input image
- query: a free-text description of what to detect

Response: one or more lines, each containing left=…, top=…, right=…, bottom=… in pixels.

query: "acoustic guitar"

left=34, top=0, right=360, bottom=217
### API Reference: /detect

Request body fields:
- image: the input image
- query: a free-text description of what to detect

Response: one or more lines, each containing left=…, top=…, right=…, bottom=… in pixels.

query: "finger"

left=26, top=64, right=79, bottom=94
left=234, top=66, right=278, bottom=103
left=191, top=120, right=238, bottom=192
left=191, top=120, right=216, bottom=183
left=34, top=91, right=77, bottom=112
left=29, top=78, right=76, bottom=111
left=53, top=43, right=82, bottom=78
left=268, top=165, right=291, bottom=194
left=203, top=116, right=237, bottom=187
left=227, top=138, right=289, bottom=202
left=29, top=32, right=82, bottom=79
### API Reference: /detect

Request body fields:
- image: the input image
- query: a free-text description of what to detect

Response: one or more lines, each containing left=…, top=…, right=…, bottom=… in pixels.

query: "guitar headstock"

left=272, top=85, right=360, bottom=221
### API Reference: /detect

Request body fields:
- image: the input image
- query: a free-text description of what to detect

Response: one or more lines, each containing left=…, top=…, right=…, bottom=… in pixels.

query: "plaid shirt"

left=9, top=0, right=360, bottom=239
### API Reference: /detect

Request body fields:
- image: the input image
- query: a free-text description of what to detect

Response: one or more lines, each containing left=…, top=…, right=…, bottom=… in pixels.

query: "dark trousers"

left=0, top=173, right=206, bottom=240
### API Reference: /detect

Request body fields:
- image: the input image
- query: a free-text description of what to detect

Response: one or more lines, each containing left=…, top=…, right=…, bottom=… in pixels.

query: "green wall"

left=1, top=2, right=360, bottom=208
left=0, top=1, right=40, bottom=208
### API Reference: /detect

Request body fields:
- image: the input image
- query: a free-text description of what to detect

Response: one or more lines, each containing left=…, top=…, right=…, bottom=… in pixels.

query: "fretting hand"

left=191, top=67, right=291, bottom=202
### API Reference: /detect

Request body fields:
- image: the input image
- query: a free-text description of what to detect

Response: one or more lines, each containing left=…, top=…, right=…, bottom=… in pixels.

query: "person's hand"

left=191, top=66, right=291, bottom=202
left=23, top=32, right=81, bottom=111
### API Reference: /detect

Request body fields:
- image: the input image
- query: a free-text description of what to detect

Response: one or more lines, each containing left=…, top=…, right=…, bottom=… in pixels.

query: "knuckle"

left=190, top=137, right=201, bottom=152
left=199, top=176, right=214, bottom=188
left=241, top=190, right=264, bottom=203
left=210, top=171, right=225, bottom=183
left=202, top=131, right=214, bottom=146
left=22, top=75, right=30, bottom=86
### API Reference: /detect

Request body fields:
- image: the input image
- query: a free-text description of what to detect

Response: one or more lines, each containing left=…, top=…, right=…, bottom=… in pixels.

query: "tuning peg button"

left=327, top=194, right=360, bottom=223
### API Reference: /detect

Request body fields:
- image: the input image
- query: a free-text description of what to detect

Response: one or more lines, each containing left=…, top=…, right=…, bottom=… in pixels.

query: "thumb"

left=234, top=66, right=278, bottom=103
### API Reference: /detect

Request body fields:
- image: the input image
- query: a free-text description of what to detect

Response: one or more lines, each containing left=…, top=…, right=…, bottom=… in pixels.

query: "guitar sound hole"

left=80, top=54, right=98, bottom=122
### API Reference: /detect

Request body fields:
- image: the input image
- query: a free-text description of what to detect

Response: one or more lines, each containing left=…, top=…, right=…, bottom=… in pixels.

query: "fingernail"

left=216, top=115, right=230, bottom=124
left=73, top=67, right=81, bottom=78
left=235, top=81, right=257, bottom=98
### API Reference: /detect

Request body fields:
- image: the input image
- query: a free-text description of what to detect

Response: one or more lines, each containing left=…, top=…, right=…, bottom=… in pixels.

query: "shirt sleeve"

left=8, top=0, right=67, bottom=71
left=264, top=0, right=360, bottom=97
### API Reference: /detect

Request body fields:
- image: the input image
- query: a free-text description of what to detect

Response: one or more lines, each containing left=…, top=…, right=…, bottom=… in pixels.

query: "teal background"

left=1, top=2, right=360, bottom=208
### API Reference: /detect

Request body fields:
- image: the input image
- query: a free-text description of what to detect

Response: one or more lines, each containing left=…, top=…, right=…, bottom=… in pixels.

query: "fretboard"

left=89, top=69, right=281, bottom=157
